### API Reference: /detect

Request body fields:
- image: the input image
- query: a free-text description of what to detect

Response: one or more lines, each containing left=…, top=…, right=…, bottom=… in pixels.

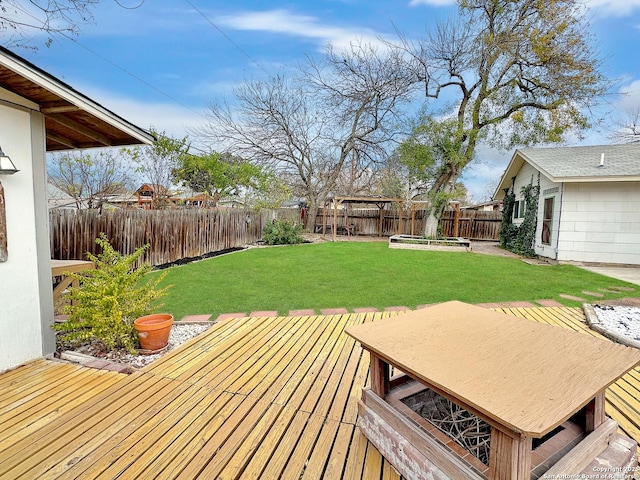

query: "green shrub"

left=53, top=233, right=170, bottom=354
left=499, top=175, right=540, bottom=257
left=262, top=219, right=304, bottom=245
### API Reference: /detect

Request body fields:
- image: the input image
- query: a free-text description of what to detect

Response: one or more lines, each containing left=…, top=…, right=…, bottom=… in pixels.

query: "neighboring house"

left=172, top=189, right=218, bottom=208
left=102, top=192, right=139, bottom=209
left=47, top=182, right=80, bottom=210
left=461, top=200, right=503, bottom=212
left=135, top=183, right=175, bottom=209
left=0, top=46, right=152, bottom=372
left=494, top=144, right=640, bottom=265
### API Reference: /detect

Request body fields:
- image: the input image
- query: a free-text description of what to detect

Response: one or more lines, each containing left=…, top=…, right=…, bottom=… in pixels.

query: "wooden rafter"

left=46, top=113, right=113, bottom=146
left=40, top=101, right=81, bottom=114
left=46, top=131, right=78, bottom=149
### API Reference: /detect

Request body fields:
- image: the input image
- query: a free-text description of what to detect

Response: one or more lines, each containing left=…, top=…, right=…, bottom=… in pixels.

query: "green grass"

left=150, top=242, right=637, bottom=320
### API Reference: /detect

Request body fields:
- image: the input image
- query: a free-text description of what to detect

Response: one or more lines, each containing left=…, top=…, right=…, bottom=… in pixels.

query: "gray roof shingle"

left=518, top=144, right=640, bottom=179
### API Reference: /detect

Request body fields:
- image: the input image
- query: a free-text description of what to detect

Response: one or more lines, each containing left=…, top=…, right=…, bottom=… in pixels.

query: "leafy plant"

left=513, top=176, right=540, bottom=257
left=53, top=233, right=170, bottom=354
left=499, top=175, right=540, bottom=257
left=499, top=188, right=517, bottom=248
left=262, top=219, right=304, bottom=245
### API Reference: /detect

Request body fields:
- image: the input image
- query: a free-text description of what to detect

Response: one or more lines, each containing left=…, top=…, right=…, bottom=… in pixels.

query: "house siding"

left=557, top=182, right=640, bottom=265
left=0, top=93, right=53, bottom=372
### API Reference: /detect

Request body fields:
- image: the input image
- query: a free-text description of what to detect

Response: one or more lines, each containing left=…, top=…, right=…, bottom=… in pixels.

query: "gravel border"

left=59, top=321, right=214, bottom=371
left=584, top=304, right=640, bottom=350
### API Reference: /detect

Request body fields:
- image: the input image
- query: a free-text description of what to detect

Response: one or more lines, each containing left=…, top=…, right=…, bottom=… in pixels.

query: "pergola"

left=320, top=195, right=404, bottom=241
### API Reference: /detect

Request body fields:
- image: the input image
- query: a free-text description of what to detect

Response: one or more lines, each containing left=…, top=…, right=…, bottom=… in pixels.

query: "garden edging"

left=583, top=303, right=640, bottom=350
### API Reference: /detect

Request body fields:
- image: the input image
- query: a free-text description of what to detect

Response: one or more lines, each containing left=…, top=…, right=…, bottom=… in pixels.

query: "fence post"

left=452, top=201, right=460, bottom=237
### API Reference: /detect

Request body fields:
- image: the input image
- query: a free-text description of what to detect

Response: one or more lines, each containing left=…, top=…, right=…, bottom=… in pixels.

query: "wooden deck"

left=0, top=307, right=639, bottom=479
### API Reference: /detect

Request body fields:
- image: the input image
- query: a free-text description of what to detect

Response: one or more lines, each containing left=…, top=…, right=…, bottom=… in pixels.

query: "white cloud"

left=583, top=0, right=640, bottom=16
left=616, top=80, right=640, bottom=109
left=216, top=9, right=391, bottom=51
left=462, top=146, right=512, bottom=202
left=78, top=85, right=205, bottom=141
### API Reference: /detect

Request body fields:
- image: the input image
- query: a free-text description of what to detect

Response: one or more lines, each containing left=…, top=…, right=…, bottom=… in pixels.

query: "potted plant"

left=53, top=233, right=170, bottom=355
left=134, top=313, right=174, bottom=351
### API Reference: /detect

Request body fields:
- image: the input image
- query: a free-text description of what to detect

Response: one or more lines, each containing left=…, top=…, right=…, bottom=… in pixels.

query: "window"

left=513, top=200, right=525, bottom=219
left=542, top=197, right=554, bottom=245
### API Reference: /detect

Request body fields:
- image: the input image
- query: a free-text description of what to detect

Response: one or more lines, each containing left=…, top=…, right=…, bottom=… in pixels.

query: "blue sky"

left=13, top=0, right=640, bottom=201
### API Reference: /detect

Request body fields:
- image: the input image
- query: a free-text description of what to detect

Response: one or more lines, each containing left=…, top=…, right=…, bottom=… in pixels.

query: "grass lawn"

left=151, top=241, right=637, bottom=320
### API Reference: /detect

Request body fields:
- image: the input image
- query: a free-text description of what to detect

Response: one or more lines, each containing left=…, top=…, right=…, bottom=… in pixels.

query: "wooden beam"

left=46, top=131, right=78, bottom=149
left=369, top=353, right=390, bottom=397
left=585, top=391, right=606, bottom=433
left=40, top=101, right=81, bottom=114
left=453, top=202, right=460, bottom=237
left=332, top=199, right=338, bottom=242
left=411, top=203, right=416, bottom=235
left=46, top=113, right=113, bottom=146
left=544, top=418, right=617, bottom=476
left=334, top=195, right=403, bottom=204
left=488, top=428, right=532, bottom=480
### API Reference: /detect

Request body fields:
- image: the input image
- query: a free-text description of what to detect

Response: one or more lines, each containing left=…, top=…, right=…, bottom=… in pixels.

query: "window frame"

left=541, top=197, right=554, bottom=245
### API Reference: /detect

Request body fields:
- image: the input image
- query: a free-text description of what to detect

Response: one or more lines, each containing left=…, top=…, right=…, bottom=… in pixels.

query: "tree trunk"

left=421, top=167, right=461, bottom=238
left=423, top=209, right=440, bottom=237
left=304, top=200, right=320, bottom=232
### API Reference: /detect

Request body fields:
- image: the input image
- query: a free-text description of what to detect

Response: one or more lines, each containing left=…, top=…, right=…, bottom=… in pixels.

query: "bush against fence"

left=49, top=208, right=299, bottom=267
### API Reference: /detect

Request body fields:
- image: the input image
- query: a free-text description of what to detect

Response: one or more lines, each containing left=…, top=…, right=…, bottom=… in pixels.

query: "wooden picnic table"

left=51, top=259, right=95, bottom=305
left=346, top=300, right=640, bottom=479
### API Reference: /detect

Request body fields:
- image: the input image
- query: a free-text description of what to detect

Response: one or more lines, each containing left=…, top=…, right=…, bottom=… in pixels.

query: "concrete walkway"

left=470, top=241, right=640, bottom=287
left=577, top=265, right=640, bottom=287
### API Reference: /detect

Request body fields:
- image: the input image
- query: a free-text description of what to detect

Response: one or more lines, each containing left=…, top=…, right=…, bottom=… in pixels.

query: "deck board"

left=1, top=306, right=639, bottom=478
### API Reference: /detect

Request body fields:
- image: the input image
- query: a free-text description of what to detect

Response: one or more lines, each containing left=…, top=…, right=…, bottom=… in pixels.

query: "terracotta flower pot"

left=134, top=313, right=174, bottom=351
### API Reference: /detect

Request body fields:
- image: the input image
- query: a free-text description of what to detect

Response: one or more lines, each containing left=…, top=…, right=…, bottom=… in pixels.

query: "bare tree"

left=1, top=0, right=100, bottom=48
left=0, top=1, right=145, bottom=49
left=611, top=106, right=640, bottom=143
left=47, top=148, right=133, bottom=210
left=196, top=41, right=415, bottom=229
left=393, top=0, right=609, bottom=235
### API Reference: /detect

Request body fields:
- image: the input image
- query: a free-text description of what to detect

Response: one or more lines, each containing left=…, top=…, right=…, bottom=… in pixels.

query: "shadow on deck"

left=0, top=307, right=638, bottom=479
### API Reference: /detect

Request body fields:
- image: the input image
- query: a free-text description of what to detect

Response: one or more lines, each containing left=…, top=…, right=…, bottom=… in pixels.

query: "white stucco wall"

left=556, top=181, right=640, bottom=265
left=0, top=91, right=53, bottom=372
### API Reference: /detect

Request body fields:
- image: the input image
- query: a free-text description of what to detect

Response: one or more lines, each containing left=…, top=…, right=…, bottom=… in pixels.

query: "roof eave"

left=0, top=47, right=153, bottom=147
left=553, top=175, right=640, bottom=183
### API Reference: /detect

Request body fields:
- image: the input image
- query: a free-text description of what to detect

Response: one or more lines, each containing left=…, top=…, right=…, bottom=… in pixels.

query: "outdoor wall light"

left=0, top=145, right=18, bottom=174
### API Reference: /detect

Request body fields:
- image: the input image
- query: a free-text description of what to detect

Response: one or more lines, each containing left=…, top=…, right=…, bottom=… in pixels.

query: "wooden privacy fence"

left=49, top=208, right=287, bottom=267
left=314, top=207, right=501, bottom=240
left=315, top=207, right=417, bottom=237
left=440, top=210, right=501, bottom=240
